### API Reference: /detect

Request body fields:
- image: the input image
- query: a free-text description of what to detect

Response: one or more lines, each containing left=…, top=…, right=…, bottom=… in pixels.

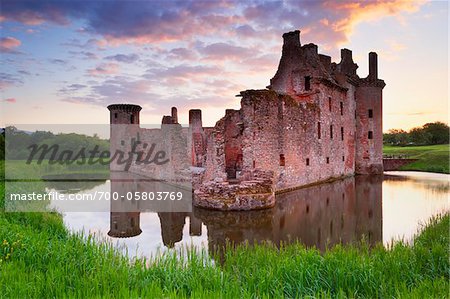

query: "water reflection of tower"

left=108, top=171, right=203, bottom=243
left=108, top=173, right=142, bottom=238
left=157, top=212, right=202, bottom=248
left=108, top=212, right=142, bottom=238
left=354, top=175, right=383, bottom=246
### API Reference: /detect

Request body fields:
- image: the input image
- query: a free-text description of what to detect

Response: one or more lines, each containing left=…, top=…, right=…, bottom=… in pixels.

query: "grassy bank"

left=383, top=144, right=449, bottom=174
left=1, top=176, right=449, bottom=298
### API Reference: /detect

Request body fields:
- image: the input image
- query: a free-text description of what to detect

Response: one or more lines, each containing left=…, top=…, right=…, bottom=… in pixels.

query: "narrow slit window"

left=328, top=97, right=332, bottom=112
left=340, top=102, right=343, bottom=115
left=114, top=113, right=118, bottom=119
left=253, top=160, right=256, bottom=168
left=326, top=157, right=330, bottom=164
left=318, top=122, right=321, bottom=139
left=130, top=115, right=135, bottom=124
left=306, top=158, right=310, bottom=166
left=279, top=154, right=285, bottom=166
left=341, top=127, right=344, bottom=141
left=368, top=109, right=373, bottom=118
left=305, top=76, right=311, bottom=91
left=368, top=131, right=373, bottom=139
left=330, top=125, right=333, bottom=139
left=342, top=155, right=345, bottom=162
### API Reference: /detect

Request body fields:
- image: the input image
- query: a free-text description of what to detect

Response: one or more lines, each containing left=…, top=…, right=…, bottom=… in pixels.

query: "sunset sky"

left=0, top=0, right=448, bottom=132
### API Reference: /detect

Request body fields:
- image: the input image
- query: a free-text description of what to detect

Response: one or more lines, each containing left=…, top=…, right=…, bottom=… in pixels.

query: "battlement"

left=108, top=30, right=386, bottom=210
left=270, top=30, right=385, bottom=99
left=107, top=104, right=142, bottom=112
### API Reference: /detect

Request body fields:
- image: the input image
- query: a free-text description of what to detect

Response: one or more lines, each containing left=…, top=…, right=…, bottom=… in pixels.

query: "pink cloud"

left=0, top=37, right=21, bottom=53
left=3, top=98, right=17, bottom=103
left=199, top=42, right=257, bottom=61
left=1, top=1, right=426, bottom=50
left=322, top=0, right=425, bottom=40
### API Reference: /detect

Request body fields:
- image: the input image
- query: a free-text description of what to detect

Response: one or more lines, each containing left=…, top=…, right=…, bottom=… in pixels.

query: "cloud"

left=49, top=58, right=67, bottom=65
left=0, top=0, right=78, bottom=25
left=3, top=98, right=17, bottom=103
left=2, top=0, right=430, bottom=125
left=322, top=0, right=424, bottom=40
left=105, top=53, right=139, bottom=63
left=17, top=70, right=31, bottom=76
left=143, top=64, right=224, bottom=87
left=0, top=73, right=23, bottom=90
left=168, top=48, right=198, bottom=60
left=58, top=83, right=87, bottom=95
left=1, top=0, right=425, bottom=50
left=0, top=37, right=21, bottom=53
left=68, top=51, right=99, bottom=60
left=388, top=40, right=407, bottom=51
left=235, top=25, right=258, bottom=38
left=61, top=70, right=240, bottom=116
left=61, top=38, right=105, bottom=50
left=241, top=54, right=279, bottom=73
left=87, top=63, right=119, bottom=76
left=198, top=42, right=257, bottom=61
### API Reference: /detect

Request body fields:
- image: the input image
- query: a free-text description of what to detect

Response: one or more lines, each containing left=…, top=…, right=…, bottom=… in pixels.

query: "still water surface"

left=49, top=171, right=449, bottom=259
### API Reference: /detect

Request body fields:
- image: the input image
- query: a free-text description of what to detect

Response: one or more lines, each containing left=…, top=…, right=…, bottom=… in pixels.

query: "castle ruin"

left=108, top=30, right=385, bottom=211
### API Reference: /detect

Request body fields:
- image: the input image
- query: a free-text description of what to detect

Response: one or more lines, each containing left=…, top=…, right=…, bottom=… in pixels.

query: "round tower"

left=107, top=104, right=142, bottom=125
left=107, top=104, right=142, bottom=171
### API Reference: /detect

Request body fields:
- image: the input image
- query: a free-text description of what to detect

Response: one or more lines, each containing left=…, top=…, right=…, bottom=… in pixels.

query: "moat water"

left=48, top=171, right=449, bottom=259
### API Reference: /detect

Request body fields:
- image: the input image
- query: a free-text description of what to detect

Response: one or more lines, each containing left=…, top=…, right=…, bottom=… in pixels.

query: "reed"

left=0, top=186, right=448, bottom=298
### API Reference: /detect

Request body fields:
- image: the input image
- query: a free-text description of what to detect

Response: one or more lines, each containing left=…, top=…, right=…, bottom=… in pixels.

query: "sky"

left=0, top=0, right=448, bottom=132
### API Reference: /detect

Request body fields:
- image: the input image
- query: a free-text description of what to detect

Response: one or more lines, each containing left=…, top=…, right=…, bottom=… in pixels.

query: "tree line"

left=0, top=126, right=109, bottom=160
left=383, top=121, right=449, bottom=146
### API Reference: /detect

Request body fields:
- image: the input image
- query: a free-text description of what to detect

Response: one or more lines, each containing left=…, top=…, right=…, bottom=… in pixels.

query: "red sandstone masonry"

left=108, top=30, right=385, bottom=210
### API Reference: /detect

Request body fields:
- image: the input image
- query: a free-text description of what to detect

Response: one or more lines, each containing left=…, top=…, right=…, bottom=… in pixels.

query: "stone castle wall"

left=108, top=30, right=385, bottom=210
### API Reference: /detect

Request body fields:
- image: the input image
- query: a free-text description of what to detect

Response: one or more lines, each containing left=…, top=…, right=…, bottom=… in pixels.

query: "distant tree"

left=3, top=126, right=109, bottom=160
left=384, top=121, right=449, bottom=146
left=409, top=127, right=431, bottom=145
left=384, top=129, right=409, bottom=146
left=0, top=132, right=4, bottom=160
left=422, top=122, right=449, bottom=145
left=30, top=130, right=54, bottom=144
left=4, top=126, right=32, bottom=159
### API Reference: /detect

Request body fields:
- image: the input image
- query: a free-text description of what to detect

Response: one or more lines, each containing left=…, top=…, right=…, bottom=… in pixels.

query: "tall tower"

left=107, top=104, right=142, bottom=171
left=355, top=53, right=386, bottom=174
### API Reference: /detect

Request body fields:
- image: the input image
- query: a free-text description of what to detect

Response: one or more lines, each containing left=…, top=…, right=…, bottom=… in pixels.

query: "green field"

left=383, top=144, right=449, bottom=174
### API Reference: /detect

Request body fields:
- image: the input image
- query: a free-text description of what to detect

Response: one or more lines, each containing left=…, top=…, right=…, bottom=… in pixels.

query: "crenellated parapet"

left=108, top=29, right=386, bottom=210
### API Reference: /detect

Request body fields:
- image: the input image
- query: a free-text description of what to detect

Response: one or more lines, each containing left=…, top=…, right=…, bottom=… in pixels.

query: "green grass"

left=5, top=159, right=109, bottom=180
left=1, top=178, right=449, bottom=298
left=383, top=144, right=450, bottom=174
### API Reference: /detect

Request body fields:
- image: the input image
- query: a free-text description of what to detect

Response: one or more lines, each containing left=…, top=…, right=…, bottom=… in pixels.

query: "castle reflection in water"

left=108, top=174, right=382, bottom=252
